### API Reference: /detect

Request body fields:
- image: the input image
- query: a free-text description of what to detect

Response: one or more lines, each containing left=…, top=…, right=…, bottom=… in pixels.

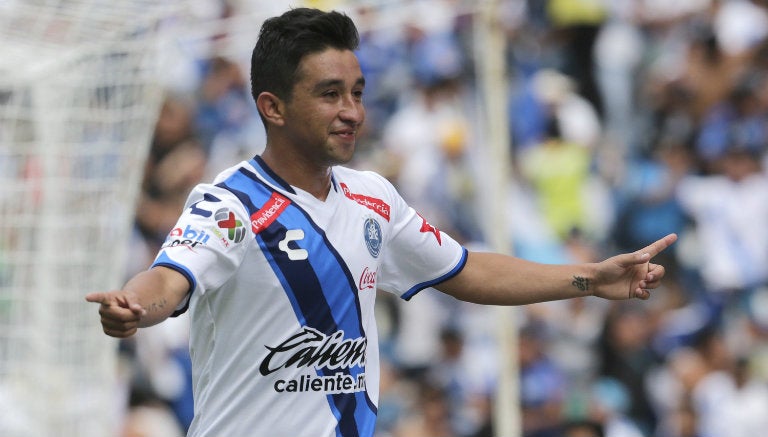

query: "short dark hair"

left=250, top=8, right=360, bottom=105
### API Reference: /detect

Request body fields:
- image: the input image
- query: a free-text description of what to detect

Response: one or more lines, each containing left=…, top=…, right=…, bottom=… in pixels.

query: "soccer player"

left=86, top=8, right=676, bottom=437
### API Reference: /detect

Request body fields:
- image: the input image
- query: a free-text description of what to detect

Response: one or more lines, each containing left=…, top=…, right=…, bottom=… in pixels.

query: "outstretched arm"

left=435, top=233, right=677, bottom=305
left=85, top=266, right=190, bottom=338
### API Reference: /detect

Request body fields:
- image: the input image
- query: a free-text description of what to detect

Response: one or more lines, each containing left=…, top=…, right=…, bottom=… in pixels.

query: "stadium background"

left=3, top=0, right=768, bottom=436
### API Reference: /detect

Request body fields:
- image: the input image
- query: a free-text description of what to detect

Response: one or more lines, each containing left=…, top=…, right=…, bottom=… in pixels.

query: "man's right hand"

left=85, top=291, right=147, bottom=338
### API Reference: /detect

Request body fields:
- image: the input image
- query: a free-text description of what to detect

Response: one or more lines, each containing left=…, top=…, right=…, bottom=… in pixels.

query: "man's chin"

left=327, top=145, right=356, bottom=165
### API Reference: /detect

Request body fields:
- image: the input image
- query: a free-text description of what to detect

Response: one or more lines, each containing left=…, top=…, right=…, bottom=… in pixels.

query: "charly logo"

left=215, top=208, right=246, bottom=243
left=363, top=217, right=382, bottom=258
left=279, top=229, right=309, bottom=261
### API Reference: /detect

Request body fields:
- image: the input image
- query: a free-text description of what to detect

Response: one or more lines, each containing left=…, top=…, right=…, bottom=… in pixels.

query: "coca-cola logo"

left=358, top=267, right=376, bottom=291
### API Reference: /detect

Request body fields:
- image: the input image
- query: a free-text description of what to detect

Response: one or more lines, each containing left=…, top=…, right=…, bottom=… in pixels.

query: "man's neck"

left=260, top=148, right=332, bottom=201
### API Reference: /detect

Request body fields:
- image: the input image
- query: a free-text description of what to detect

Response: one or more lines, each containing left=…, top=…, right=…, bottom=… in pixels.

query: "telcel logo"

left=163, top=224, right=211, bottom=249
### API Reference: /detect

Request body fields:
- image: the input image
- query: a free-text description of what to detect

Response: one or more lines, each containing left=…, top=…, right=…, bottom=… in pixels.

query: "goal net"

left=0, top=1, right=183, bottom=436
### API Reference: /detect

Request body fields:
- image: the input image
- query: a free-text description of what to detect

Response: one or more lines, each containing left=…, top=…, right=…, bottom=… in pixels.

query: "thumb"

left=611, top=250, right=651, bottom=269
left=115, top=294, right=147, bottom=316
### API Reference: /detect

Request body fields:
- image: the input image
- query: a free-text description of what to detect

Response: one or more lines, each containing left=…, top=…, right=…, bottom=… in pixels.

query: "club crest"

left=363, top=217, right=382, bottom=258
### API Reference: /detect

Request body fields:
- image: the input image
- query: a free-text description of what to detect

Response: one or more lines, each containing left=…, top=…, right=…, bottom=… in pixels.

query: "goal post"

left=0, top=2, right=184, bottom=436
left=473, top=1, right=520, bottom=436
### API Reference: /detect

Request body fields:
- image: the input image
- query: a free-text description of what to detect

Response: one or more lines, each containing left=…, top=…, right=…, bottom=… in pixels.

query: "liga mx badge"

left=215, top=207, right=246, bottom=243
left=364, top=217, right=382, bottom=258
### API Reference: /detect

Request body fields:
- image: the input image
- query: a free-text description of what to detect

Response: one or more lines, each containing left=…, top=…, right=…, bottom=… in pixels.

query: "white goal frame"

left=0, top=2, right=185, bottom=436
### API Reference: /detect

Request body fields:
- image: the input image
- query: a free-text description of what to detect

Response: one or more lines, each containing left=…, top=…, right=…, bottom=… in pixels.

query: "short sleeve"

left=376, top=184, right=467, bottom=300
left=151, top=184, right=251, bottom=308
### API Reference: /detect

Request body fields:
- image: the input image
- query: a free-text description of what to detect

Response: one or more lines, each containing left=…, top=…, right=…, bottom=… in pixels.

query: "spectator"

left=518, top=322, right=565, bottom=437
left=676, top=137, right=768, bottom=316
left=131, top=94, right=207, bottom=274
left=692, top=356, right=768, bottom=437
left=561, top=418, right=605, bottom=437
left=194, top=56, right=265, bottom=176
left=518, top=117, right=593, bottom=241
left=597, top=304, right=659, bottom=434
left=427, top=327, right=493, bottom=437
left=546, top=0, right=608, bottom=117
left=393, top=382, right=456, bottom=437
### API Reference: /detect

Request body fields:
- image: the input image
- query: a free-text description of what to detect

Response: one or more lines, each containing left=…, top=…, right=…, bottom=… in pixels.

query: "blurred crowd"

left=117, top=1, right=768, bottom=437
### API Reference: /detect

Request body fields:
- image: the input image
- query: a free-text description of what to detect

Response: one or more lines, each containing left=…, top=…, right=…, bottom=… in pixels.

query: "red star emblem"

left=418, top=213, right=442, bottom=245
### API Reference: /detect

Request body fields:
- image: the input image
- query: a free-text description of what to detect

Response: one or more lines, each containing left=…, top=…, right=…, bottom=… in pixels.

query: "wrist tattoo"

left=572, top=276, right=590, bottom=292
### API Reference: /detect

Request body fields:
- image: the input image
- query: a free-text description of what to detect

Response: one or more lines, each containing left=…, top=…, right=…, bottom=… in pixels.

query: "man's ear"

left=256, top=92, right=285, bottom=127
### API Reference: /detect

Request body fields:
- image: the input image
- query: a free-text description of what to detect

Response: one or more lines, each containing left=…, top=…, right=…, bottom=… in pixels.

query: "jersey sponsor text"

left=274, top=372, right=366, bottom=394
left=260, top=327, right=366, bottom=375
left=251, top=192, right=290, bottom=234
left=340, top=182, right=391, bottom=221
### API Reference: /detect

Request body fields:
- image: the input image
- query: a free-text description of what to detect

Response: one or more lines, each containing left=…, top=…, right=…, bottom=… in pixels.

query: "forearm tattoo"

left=148, top=297, right=168, bottom=314
left=572, top=276, right=590, bottom=292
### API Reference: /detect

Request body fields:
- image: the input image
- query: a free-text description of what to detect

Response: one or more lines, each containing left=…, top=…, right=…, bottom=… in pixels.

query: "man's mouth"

left=332, top=129, right=356, bottom=140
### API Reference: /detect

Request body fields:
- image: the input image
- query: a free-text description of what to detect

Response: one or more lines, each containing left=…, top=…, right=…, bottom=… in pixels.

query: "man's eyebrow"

left=312, top=76, right=366, bottom=93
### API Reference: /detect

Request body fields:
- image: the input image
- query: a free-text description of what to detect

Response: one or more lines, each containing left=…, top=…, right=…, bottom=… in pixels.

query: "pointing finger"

left=637, top=233, right=678, bottom=261
left=87, top=292, right=146, bottom=320
left=85, top=292, right=113, bottom=306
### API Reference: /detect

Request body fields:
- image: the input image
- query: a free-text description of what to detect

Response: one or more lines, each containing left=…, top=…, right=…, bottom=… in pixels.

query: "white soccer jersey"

left=152, top=156, right=467, bottom=437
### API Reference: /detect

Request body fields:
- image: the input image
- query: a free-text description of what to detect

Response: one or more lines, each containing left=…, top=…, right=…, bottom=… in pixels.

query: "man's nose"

left=339, top=97, right=364, bottom=123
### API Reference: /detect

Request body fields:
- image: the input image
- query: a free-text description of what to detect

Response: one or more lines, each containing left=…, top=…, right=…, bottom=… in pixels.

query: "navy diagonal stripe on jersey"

left=251, top=156, right=295, bottom=194
left=227, top=167, right=365, bottom=336
left=219, top=166, right=376, bottom=437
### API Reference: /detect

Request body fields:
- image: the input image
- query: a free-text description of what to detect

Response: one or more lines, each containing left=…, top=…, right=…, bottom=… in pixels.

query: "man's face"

left=282, top=48, right=366, bottom=166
